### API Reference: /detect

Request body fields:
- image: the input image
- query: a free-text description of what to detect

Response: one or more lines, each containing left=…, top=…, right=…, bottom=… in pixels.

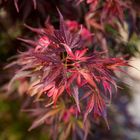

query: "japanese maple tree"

left=2, top=0, right=139, bottom=139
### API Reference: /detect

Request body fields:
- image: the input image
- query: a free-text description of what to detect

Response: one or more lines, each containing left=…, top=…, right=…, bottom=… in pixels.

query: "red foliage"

left=9, top=11, right=128, bottom=127
left=4, top=0, right=137, bottom=139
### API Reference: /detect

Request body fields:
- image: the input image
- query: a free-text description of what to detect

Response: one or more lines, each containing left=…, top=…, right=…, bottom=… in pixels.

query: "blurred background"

left=0, top=0, right=140, bottom=140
